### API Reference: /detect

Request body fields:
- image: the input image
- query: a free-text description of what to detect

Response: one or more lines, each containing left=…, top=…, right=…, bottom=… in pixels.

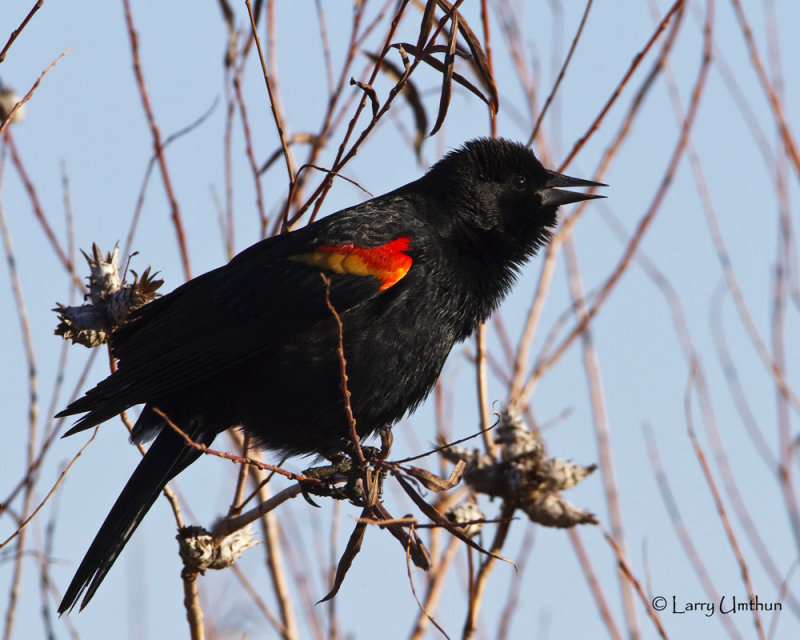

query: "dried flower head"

left=441, top=407, right=597, bottom=528
left=446, top=501, right=485, bottom=538
left=54, top=244, right=163, bottom=348
left=0, top=86, right=25, bottom=125
left=176, top=525, right=259, bottom=572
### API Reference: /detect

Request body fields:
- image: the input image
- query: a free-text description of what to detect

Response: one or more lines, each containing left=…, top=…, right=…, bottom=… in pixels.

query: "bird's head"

left=422, top=138, right=605, bottom=260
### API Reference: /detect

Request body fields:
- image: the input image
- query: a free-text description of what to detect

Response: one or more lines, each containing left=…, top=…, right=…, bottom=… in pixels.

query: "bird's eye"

left=510, top=174, right=528, bottom=191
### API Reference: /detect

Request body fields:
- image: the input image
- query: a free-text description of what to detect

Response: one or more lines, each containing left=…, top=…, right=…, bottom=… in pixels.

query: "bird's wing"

left=58, top=213, right=419, bottom=429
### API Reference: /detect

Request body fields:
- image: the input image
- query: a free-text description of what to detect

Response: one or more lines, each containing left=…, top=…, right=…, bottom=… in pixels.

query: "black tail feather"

left=56, top=387, right=132, bottom=438
left=58, top=424, right=203, bottom=613
left=59, top=407, right=126, bottom=438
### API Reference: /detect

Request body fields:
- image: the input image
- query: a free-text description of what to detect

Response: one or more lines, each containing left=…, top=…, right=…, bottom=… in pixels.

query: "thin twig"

left=0, top=50, right=74, bottom=281
left=409, top=536, right=460, bottom=640
left=232, top=72, right=268, bottom=237
left=528, top=0, right=594, bottom=145
left=230, top=564, right=288, bottom=635
left=153, top=407, right=322, bottom=483
left=685, top=365, right=766, bottom=640
left=563, top=236, right=639, bottom=638
left=0, top=429, right=98, bottom=552
left=405, top=531, right=451, bottom=640
left=729, top=0, right=800, bottom=180
left=121, top=99, right=218, bottom=267
left=495, top=525, right=535, bottom=640
left=122, top=0, right=192, bottom=280
left=0, top=0, right=44, bottom=62
left=644, top=426, right=747, bottom=639
left=475, top=326, right=496, bottom=457
left=462, top=503, right=514, bottom=640
left=222, top=66, right=236, bottom=258
left=568, top=528, right=624, bottom=640
left=602, top=530, right=669, bottom=639
left=213, top=484, right=302, bottom=538
left=0, top=173, right=40, bottom=640
left=246, top=0, right=296, bottom=224
left=253, top=472, right=300, bottom=640
left=480, top=0, right=497, bottom=137
left=321, top=274, right=364, bottom=464
left=226, top=431, right=252, bottom=518
left=558, top=0, right=684, bottom=172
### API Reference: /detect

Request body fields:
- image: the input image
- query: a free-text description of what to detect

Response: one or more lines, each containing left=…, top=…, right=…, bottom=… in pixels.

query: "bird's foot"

left=300, top=445, right=386, bottom=507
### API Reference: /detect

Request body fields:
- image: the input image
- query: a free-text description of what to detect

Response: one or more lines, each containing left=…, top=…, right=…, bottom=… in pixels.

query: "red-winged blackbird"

left=57, top=138, right=603, bottom=613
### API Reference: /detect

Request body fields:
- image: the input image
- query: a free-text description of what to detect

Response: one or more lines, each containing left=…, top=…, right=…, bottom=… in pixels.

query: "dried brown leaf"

left=370, top=502, right=431, bottom=569
left=434, top=0, right=498, bottom=112
left=365, top=50, right=427, bottom=154
left=318, top=514, right=367, bottom=603
left=415, top=0, right=438, bottom=59
left=429, top=10, right=458, bottom=136
left=391, top=43, right=492, bottom=107
left=404, top=459, right=465, bottom=492
left=394, top=473, right=513, bottom=566
left=349, top=78, right=380, bottom=117
left=407, top=43, right=471, bottom=58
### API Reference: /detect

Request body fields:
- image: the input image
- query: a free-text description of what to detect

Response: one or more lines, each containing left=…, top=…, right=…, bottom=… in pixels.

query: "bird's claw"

left=300, top=446, right=386, bottom=506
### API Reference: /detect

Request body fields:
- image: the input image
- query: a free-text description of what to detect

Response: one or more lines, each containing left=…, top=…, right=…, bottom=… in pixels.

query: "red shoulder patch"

left=290, top=237, right=412, bottom=290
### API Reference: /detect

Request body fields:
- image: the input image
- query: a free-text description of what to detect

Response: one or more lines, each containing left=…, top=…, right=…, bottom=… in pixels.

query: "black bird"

left=57, top=138, right=603, bottom=613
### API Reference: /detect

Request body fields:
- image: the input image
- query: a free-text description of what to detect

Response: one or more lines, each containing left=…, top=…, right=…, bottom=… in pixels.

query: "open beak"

left=539, top=170, right=606, bottom=208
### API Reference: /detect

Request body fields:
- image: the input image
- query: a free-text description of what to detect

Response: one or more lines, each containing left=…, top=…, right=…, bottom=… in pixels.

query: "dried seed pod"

left=440, top=407, right=597, bottom=528
left=446, top=501, right=485, bottom=538
left=0, top=86, right=25, bottom=124
left=54, top=244, right=163, bottom=348
left=176, top=525, right=259, bottom=572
